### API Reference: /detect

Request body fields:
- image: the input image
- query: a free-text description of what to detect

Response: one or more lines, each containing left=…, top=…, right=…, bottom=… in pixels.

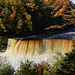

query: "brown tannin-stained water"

left=6, top=39, right=73, bottom=55
left=0, top=38, right=74, bottom=70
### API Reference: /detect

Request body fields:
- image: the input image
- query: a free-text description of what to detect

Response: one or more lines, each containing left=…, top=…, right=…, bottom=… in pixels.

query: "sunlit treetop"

left=0, top=0, right=75, bottom=34
left=53, top=0, right=69, bottom=17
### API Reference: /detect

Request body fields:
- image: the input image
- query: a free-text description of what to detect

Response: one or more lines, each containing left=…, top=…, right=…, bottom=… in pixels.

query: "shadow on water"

left=0, top=27, right=75, bottom=70
left=11, top=27, right=75, bottom=40
left=0, top=27, right=75, bottom=52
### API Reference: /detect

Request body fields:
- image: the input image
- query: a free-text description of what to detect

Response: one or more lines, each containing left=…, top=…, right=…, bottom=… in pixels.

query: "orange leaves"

left=54, top=0, right=69, bottom=5
left=45, top=0, right=56, bottom=6
left=53, top=0, right=68, bottom=17
left=45, top=0, right=51, bottom=6
left=54, top=12, right=59, bottom=17
left=45, top=27, right=51, bottom=30
left=63, top=5, right=67, bottom=8
left=10, top=13, right=16, bottom=19
left=12, top=8, right=16, bottom=14
left=54, top=6, right=67, bottom=17
left=54, top=6, right=60, bottom=10
left=63, top=1, right=68, bottom=5
left=59, top=8, right=66, bottom=13
left=45, top=25, right=64, bottom=30
left=26, top=3, right=35, bottom=8
left=1, top=11, right=4, bottom=15
left=54, top=9, right=66, bottom=17
left=54, top=0, right=62, bottom=5
left=54, top=0, right=69, bottom=8
left=59, top=3, right=62, bottom=6
left=54, top=1, right=59, bottom=5
left=9, top=8, right=16, bottom=21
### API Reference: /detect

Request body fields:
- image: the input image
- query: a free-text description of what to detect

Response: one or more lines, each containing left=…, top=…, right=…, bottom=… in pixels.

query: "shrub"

left=0, top=63, right=14, bottom=75
left=15, top=60, right=55, bottom=75
left=54, top=49, right=75, bottom=75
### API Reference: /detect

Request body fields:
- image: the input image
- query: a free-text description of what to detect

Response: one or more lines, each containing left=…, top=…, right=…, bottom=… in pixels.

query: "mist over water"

left=0, top=27, right=75, bottom=70
left=0, top=39, right=73, bottom=70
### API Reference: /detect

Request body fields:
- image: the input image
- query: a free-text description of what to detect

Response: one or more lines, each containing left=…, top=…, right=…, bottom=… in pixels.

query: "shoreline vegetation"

left=0, top=47, right=75, bottom=75
left=0, top=0, right=75, bottom=36
left=0, top=0, right=75, bottom=75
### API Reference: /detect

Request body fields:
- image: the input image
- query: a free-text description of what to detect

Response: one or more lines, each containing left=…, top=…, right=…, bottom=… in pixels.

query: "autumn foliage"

left=0, top=0, right=75, bottom=36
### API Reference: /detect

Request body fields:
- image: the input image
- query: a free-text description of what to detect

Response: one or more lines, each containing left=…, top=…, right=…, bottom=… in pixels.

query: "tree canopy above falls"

left=0, top=0, right=75, bottom=37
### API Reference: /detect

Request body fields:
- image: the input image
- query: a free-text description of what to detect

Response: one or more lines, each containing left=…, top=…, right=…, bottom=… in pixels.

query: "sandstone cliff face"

left=6, top=39, right=73, bottom=56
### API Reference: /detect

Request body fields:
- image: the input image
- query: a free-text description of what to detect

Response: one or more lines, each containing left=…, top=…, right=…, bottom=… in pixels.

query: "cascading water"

left=0, top=29, right=75, bottom=70
left=6, top=39, right=73, bottom=56
left=0, top=38, right=74, bottom=70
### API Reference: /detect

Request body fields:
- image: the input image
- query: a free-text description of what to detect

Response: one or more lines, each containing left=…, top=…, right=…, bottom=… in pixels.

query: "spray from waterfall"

left=0, top=38, right=74, bottom=70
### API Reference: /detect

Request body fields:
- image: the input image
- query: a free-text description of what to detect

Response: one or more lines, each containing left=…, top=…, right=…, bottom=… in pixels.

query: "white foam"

left=0, top=51, right=59, bottom=70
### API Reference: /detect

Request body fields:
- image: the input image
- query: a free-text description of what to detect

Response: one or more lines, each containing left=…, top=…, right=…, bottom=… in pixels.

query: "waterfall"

left=6, top=39, right=73, bottom=56
left=0, top=38, right=74, bottom=70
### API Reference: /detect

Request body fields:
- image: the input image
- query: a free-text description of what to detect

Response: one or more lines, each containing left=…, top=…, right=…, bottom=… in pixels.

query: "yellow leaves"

left=54, top=6, right=60, bottom=10
left=15, top=70, right=19, bottom=75
left=4, top=30, right=7, bottom=32
left=0, top=18, right=5, bottom=29
left=25, top=12, right=32, bottom=31
left=16, top=19, right=23, bottom=34
left=63, top=15, right=73, bottom=17
left=12, top=6, right=14, bottom=10
left=67, top=18, right=75, bottom=21
left=28, top=21, right=32, bottom=25
left=25, top=20, right=27, bottom=23
left=43, top=69, right=50, bottom=75
left=70, top=10, right=75, bottom=15
left=0, top=23, right=7, bottom=32
left=28, top=22, right=33, bottom=31
left=42, top=61, right=55, bottom=75
left=0, top=18, right=2, bottom=23
left=72, top=36, right=75, bottom=40
left=45, top=0, right=56, bottom=5
left=17, top=19, right=23, bottom=29
left=0, top=18, right=7, bottom=32
left=54, top=12, right=59, bottom=17
left=15, top=60, right=57, bottom=75
left=29, top=0, right=34, bottom=2
left=66, top=10, right=75, bottom=16
left=9, top=8, right=16, bottom=21
left=61, top=10, right=75, bottom=23
left=26, top=3, right=35, bottom=8
left=0, top=24, right=5, bottom=29
left=49, top=67, right=55, bottom=75
left=20, top=61, right=24, bottom=68
left=26, top=14, right=31, bottom=21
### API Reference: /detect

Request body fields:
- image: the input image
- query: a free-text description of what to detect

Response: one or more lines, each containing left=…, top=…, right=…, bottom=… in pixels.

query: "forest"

left=0, top=0, right=75, bottom=53
left=0, top=0, right=75, bottom=37
left=0, top=0, right=75, bottom=75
